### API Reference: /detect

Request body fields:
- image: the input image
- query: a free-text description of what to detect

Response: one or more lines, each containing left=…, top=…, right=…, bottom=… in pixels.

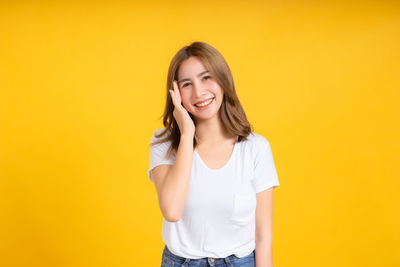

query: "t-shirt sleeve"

left=251, top=136, right=280, bottom=193
left=148, top=129, right=176, bottom=184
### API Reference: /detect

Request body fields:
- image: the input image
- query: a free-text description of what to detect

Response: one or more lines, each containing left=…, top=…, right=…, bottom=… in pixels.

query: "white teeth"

left=195, top=98, right=213, bottom=107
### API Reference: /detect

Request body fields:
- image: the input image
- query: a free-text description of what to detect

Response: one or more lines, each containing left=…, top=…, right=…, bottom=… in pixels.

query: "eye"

left=203, top=75, right=211, bottom=80
left=182, top=82, right=191, bottom=88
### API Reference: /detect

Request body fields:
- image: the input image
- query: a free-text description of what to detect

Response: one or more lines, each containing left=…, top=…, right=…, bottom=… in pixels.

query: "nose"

left=192, top=79, right=208, bottom=98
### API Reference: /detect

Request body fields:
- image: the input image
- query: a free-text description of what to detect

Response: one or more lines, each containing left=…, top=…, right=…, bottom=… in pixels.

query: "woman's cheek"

left=181, top=94, right=190, bottom=106
left=182, top=99, right=191, bottom=111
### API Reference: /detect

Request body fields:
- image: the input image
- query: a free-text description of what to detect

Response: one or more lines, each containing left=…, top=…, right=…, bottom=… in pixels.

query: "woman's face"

left=176, top=56, right=224, bottom=122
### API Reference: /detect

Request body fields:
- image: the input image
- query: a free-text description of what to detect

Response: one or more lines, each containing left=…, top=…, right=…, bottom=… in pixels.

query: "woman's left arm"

left=255, top=187, right=275, bottom=267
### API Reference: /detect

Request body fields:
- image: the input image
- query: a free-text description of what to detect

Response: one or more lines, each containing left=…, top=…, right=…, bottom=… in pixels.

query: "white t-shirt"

left=148, top=128, right=280, bottom=259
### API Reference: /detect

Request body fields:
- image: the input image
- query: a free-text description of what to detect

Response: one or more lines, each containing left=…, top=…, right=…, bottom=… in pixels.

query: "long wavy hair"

left=151, top=41, right=253, bottom=159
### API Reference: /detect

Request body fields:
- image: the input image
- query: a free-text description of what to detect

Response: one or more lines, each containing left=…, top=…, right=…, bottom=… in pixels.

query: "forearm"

left=160, top=134, right=194, bottom=220
left=255, top=240, right=273, bottom=267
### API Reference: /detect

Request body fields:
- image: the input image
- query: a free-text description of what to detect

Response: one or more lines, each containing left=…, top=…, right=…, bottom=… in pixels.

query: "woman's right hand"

left=169, top=80, right=195, bottom=138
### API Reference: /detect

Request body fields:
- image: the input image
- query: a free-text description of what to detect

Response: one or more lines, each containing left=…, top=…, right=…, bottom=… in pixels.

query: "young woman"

left=148, top=41, right=280, bottom=267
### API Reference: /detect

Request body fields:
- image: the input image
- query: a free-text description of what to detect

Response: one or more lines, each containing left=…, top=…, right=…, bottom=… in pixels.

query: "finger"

left=169, top=89, right=176, bottom=107
left=169, top=83, right=177, bottom=106
left=172, top=80, right=182, bottom=104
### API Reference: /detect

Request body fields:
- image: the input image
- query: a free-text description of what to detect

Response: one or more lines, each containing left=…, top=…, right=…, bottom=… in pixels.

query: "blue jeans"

left=161, top=244, right=255, bottom=267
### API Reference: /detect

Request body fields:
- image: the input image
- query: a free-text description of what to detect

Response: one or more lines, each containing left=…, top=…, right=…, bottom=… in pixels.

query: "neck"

left=194, top=113, right=233, bottom=146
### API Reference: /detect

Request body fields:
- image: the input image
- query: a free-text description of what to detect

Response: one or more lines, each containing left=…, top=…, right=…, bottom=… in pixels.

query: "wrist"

left=180, top=133, right=194, bottom=141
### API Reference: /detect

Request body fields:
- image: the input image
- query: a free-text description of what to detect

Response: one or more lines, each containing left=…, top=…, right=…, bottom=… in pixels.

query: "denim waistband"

left=162, top=244, right=255, bottom=266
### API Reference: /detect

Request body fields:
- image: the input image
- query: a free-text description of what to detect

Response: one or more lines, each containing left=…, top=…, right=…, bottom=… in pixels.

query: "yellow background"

left=1, top=1, right=399, bottom=266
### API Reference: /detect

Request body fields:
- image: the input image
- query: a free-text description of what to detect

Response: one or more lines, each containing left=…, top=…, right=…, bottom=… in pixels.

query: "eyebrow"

left=178, top=70, right=209, bottom=84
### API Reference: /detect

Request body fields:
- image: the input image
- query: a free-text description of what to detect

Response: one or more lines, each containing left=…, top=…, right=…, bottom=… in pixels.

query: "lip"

left=194, top=97, right=215, bottom=110
left=194, top=97, right=214, bottom=105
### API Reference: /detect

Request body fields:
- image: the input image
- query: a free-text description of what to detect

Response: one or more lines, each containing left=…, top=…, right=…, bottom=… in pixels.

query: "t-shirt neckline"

left=194, top=136, right=238, bottom=172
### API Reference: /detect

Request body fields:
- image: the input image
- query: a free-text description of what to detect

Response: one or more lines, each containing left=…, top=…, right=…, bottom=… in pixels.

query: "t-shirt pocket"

left=230, top=192, right=256, bottom=226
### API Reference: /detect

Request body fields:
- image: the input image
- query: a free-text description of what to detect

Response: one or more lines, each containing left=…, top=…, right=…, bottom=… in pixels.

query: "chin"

left=192, top=110, right=220, bottom=121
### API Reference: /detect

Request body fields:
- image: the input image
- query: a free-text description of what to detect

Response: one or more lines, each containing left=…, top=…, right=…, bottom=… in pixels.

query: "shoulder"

left=149, top=128, right=176, bottom=159
left=237, top=132, right=272, bottom=162
left=152, top=127, right=166, bottom=138
left=243, top=132, right=271, bottom=149
left=150, top=128, right=171, bottom=144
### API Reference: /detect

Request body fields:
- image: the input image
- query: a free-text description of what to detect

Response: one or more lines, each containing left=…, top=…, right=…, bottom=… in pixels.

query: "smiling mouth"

left=194, top=97, right=215, bottom=107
